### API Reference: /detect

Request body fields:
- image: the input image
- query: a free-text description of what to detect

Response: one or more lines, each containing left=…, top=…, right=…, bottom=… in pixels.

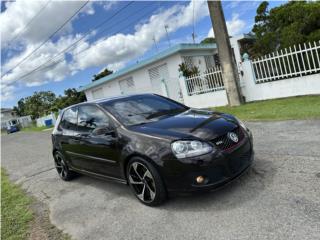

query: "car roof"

left=63, top=93, right=156, bottom=110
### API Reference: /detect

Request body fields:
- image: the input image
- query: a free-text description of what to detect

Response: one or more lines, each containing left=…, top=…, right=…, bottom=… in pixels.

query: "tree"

left=17, top=91, right=57, bottom=119
left=200, top=37, right=216, bottom=44
left=251, top=1, right=320, bottom=57
left=92, top=68, right=113, bottom=82
left=51, top=88, right=86, bottom=111
left=13, top=99, right=26, bottom=116
left=178, top=62, right=199, bottom=78
left=14, top=88, right=86, bottom=119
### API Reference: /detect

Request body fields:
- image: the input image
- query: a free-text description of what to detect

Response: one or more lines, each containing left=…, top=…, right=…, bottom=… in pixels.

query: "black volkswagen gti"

left=52, top=94, right=253, bottom=206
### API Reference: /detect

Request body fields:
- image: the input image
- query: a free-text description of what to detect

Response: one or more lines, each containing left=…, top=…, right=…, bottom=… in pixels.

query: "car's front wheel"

left=54, top=151, right=76, bottom=181
left=127, top=157, right=167, bottom=206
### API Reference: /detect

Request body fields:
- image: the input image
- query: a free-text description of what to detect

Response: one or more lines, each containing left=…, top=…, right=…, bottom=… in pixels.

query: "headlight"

left=171, top=140, right=213, bottom=158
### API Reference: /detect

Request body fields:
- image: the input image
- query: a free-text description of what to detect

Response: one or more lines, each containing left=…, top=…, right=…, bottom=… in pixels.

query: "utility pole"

left=207, top=0, right=241, bottom=106
left=164, top=25, right=171, bottom=47
left=152, top=36, right=159, bottom=52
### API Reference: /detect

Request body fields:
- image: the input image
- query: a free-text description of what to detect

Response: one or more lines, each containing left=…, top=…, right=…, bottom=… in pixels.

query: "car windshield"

left=102, top=95, right=188, bottom=126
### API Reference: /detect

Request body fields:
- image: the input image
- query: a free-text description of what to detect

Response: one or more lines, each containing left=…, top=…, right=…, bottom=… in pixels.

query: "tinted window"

left=102, top=95, right=188, bottom=126
left=77, top=105, right=110, bottom=133
left=60, top=107, right=77, bottom=131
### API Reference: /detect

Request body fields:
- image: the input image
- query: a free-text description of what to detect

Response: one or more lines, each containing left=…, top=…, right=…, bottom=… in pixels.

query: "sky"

left=0, top=0, right=286, bottom=108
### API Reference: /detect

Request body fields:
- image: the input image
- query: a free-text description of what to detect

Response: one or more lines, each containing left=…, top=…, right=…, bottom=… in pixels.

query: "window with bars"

left=204, top=55, right=215, bottom=69
left=183, top=56, right=194, bottom=69
left=119, top=77, right=135, bottom=94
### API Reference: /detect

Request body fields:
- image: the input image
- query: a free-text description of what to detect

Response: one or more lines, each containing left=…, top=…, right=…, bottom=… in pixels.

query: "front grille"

left=211, top=127, right=245, bottom=151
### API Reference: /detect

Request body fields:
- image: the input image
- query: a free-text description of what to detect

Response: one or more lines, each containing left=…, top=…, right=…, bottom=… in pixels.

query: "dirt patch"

left=28, top=200, right=71, bottom=240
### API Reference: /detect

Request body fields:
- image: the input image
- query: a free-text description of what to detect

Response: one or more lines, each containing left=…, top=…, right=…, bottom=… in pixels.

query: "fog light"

left=196, top=176, right=205, bottom=184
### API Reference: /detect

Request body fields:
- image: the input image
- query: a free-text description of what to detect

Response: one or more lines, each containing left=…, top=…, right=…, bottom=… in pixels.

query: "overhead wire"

left=3, top=1, right=134, bottom=83
left=5, top=0, right=52, bottom=48
left=7, top=1, right=167, bottom=84
left=1, top=0, right=89, bottom=77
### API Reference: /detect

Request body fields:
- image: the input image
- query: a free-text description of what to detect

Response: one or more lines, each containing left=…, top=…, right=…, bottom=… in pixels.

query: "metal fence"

left=252, top=41, right=320, bottom=83
left=185, top=65, right=224, bottom=96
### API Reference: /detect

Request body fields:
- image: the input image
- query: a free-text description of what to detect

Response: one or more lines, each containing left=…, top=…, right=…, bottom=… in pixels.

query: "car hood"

left=128, top=109, right=238, bottom=141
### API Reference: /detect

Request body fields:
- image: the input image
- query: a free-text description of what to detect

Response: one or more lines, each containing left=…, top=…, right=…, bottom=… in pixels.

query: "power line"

left=1, top=0, right=89, bottom=77
left=49, top=2, right=165, bottom=61
left=6, top=0, right=52, bottom=48
left=3, top=1, right=134, bottom=83
left=7, top=1, right=162, bottom=85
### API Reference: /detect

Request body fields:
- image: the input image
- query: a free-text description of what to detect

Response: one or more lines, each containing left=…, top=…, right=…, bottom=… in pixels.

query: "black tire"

left=127, top=157, right=167, bottom=206
left=54, top=151, right=76, bottom=181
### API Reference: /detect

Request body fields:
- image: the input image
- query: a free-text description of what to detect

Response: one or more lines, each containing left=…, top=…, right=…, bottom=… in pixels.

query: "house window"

left=92, top=87, right=104, bottom=99
left=119, top=77, right=135, bottom=95
left=182, top=56, right=194, bottom=69
left=204, top=55, right=215, bottom=69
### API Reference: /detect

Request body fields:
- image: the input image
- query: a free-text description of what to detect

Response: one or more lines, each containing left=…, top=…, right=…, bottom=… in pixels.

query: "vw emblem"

left=228, top=132, right=239, bottom=143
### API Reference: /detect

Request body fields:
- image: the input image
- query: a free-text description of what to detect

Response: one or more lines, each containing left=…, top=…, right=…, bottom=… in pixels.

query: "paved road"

left=2, top=120, right=320, bottom=240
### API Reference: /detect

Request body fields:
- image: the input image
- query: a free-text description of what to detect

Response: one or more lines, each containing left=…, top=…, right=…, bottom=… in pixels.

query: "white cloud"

left=103, top=1, right=119, bottom=11
left=1, top=84, right=15, bottom=101
left=1, top=34, right=87, bottom=93
left=0, top=0, right=94, bottom=101
left=0, top=0, right=93, bottom=47
left=73, top=0, right=209, bottom=71
left=1, top=0, right=209, bottom=101
left=207, top=14, right=246, bottom=37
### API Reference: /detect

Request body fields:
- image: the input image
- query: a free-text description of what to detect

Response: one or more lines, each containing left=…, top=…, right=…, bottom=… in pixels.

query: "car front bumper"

left=161, top=129, right=254, bottom=193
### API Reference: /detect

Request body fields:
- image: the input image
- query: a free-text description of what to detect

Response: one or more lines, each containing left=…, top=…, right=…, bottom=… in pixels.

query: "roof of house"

left=1, top=108, right=13, bottom=113
left=79, top=43, right=217, bottom=92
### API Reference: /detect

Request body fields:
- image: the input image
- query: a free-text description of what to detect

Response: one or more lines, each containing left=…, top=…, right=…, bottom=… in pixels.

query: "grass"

left=21, top=125, right=53, bottom=132
left=212, top=95, right=320, bottom=121
left=1, top=168, right=34, bottom=240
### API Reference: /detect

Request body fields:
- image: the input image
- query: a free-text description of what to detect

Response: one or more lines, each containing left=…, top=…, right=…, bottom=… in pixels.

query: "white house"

left=1, top=108, right=17, bottom=122
left=80, top=38, right=320, bottom=108
left=0, top=108, right=32, bottom=129
left=80, top=43, right=219, bottom=103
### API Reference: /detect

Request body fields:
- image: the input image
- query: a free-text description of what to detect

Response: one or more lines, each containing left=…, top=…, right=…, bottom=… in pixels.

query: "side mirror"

left=91, top=126, right=115, bottom=136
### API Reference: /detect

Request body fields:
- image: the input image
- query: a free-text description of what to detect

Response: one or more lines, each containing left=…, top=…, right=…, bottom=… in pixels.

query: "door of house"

left=148, top=63, right=169, bottom=97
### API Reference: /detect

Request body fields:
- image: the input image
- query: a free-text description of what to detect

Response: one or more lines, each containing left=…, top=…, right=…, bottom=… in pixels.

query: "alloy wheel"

left=55, top=154, right=68, bottom=179
left=128, top=162, right=156, bottom=203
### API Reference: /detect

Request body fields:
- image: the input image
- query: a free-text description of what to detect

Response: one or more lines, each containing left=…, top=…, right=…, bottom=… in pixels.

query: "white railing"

left=185, top=65, right=224, bottom=96
left=252, top=41, right=320, bottom=83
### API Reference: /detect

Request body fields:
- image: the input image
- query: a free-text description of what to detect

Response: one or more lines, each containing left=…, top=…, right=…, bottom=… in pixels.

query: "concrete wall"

left=240, top=61, right=320, bottom=102
left=1, top=110, right=17, bottom=122
left=178, top=73, right=228, bottom=108
left=179, top=59, right=320, bottom=108
left=36, top=113, right=56, bottom=127
left=182, top=90, right=228, bottom=108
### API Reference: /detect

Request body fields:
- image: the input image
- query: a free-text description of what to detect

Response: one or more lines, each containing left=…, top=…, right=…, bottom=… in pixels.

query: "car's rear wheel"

left=54, top=152, right=75, bottom=181
left=127, top=157, right=167, bottom=206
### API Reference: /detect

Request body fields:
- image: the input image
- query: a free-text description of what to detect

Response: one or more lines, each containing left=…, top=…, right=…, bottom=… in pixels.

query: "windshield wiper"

left=146, top=108, right=185, bottom=120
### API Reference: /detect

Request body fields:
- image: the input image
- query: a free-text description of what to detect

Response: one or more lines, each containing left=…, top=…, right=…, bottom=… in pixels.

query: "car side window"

left=77, top=105, right=110, bottom=133
left=59, top=107, right=78, bottom=131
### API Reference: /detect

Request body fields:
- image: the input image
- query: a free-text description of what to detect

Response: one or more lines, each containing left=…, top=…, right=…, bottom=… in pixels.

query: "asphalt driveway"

left=2, top=120, right=320, bottom=240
